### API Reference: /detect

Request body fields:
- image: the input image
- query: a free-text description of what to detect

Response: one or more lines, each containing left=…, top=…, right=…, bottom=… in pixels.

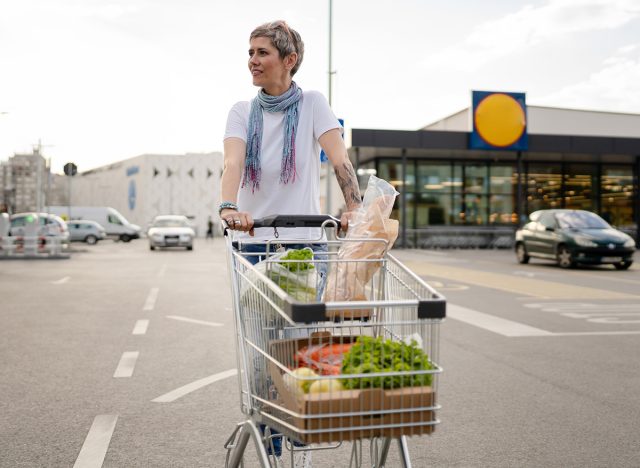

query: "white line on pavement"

left=73, top=414, right=118, bottom=468
left=166, top=315, right=223, bottom=327
left=143, top=288, right=159, bottom=311
left=51, top=276, right=70, bottom=284
left=113, top=351, right=139, bottom=378
left=152, top=369, right=238, bottom=403
left=549, top=330, right=640, bottom=336
left=132, top=320, right=149, bottom=335
left=157, top=264, right=167, bottom=278
left=448, top=303, right=554, bottom=337
left=449, top=303, right=640, bottom=337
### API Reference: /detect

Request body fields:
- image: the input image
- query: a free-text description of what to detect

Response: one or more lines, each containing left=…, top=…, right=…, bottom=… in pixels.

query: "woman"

left=219, top=20, right=361, bottom=467
left=220, top=20, right=361, bottom=261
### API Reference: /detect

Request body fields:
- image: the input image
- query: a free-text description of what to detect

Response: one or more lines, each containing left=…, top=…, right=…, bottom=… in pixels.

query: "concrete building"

left=71, top=152, right=223, bottom=236
left=349, top=105, right=640, bottom=248
left=0, top=148, right=49, bottom=214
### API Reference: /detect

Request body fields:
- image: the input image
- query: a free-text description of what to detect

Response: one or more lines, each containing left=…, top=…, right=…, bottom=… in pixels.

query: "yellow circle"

left=475, top=94, right=526, bottom=147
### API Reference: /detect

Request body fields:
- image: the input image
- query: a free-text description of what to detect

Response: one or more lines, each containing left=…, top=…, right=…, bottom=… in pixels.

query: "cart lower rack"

left=223, top=215, right=446, bottom=468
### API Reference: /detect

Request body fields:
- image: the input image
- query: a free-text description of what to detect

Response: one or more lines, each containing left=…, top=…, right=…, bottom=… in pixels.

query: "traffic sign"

left=64, top=162, right=77, bottom=176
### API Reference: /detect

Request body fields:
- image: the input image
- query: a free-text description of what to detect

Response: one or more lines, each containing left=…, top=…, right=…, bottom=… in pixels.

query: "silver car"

left=148, top=215, right=195, bottom=251
left=67, top=220, right=106, bottom=245
left=10, top=212, right=70, bottom=245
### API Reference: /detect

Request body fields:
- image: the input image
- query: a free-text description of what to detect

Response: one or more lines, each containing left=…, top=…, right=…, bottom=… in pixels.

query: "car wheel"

left=149, top=245, right=155, bottom=251
left=614, top=260, right=633, bottom=270
left=187, top=246, right=193, bottom=251
left=556, top=246, right=575, bottom=268
left=516, top=243, right=530, bottom=264
left=120, top=234, right=131, bottom=242
left=85, top=235, right=98, bottom=245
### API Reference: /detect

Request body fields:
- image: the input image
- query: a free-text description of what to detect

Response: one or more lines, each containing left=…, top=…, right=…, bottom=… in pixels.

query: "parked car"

left=45, top=206, right=141, bottom=242
left=148, top=215, right=194, bottom=251
left=67, top=220, right=106, bottom=244
left=515, top=209, right=635, bottom=269
left=10, top=212, right=70, bottom=244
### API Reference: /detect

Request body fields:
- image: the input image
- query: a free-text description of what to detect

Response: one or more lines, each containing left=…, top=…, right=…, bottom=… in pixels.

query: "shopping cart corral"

left=223, top=215, right=446, bottom=468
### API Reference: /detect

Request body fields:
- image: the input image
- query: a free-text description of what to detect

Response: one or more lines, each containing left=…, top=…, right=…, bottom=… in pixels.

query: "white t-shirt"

left=224, top=90, right=341, bottom=242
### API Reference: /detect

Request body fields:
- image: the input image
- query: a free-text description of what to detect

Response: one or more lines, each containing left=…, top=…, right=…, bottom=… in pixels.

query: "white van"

left=45, top=206, right=141, bottom=242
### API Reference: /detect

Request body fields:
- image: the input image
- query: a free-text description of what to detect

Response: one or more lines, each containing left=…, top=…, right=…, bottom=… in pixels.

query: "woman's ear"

left=285, top=52, right=298, bottom=71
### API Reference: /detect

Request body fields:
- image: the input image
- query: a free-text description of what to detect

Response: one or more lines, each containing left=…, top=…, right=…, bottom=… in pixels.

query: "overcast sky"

left=1, top=0, right=639, bottom=174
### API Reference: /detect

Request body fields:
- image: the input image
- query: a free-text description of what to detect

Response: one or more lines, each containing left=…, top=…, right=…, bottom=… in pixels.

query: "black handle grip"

left=252, top=214, right=341, bottom=229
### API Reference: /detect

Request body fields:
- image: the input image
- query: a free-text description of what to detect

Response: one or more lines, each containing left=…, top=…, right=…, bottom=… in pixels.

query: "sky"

left=1, top=0, right=640, bottom=174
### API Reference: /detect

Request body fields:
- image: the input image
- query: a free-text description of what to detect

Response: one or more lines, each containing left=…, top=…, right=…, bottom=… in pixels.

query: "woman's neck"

left=263, top=79, right=292, bottom=97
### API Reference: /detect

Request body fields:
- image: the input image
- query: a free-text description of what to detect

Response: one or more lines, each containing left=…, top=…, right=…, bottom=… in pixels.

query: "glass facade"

left=374, top=157, right=638, bottom=237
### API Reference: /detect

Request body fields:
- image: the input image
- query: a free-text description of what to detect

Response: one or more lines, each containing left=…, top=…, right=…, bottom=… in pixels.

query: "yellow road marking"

left=403, top=260, right=640, bottom=300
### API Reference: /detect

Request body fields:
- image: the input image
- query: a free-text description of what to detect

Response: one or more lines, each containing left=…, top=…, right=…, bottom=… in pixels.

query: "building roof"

left=422, top=105, right=640, bottom=139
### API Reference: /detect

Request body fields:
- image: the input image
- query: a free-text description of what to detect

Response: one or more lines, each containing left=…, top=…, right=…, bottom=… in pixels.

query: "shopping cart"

left=223, top=215, right=446, bottom=468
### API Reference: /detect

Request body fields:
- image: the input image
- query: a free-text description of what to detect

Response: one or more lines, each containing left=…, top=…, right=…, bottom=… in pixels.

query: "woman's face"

left=248, top=36, right=292, bottom=94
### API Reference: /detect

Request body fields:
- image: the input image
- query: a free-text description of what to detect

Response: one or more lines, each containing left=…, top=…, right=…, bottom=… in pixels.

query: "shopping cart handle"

left=252, top=214, right=341, bottom=229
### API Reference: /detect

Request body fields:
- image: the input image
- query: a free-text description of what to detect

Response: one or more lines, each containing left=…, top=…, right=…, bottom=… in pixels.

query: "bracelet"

left=218, top=201, right=238, bottom=216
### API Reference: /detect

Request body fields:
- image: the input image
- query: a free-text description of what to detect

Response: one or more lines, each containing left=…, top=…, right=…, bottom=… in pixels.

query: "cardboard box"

left=267, top=335, right=437, bottom=444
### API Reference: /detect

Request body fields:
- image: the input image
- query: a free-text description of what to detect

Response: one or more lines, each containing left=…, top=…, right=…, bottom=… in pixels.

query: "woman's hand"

left=221, top=209, right=255, bottom=236
left=339, top=210, right=359, bottom=234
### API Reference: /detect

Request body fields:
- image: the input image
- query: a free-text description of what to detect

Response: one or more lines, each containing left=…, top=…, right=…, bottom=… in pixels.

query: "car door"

left=520, top=220, right=542, bottom=254
left=537, top=211, right=559, bottom=256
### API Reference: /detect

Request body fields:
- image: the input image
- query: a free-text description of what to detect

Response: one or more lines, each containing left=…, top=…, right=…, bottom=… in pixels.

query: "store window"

left=416, top=162, right=459, bottom=226
left=377, top=160, right=415, bottom=192
left=526, top=163, right=562, bottom=212
left=464, top=164, right=488, bottom=194
left=600, top=165, right=635, bottom=229
left=564, top=163, right=596, bottom=211
left=417, top=162, right=453, bottom=193
left=489, top=164, right=517, bottom=225
left=416, top=193, right=453, bottom=226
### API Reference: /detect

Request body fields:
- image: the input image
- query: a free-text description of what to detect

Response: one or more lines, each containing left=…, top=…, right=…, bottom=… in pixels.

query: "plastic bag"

left=295, top=341, right=355, bottom=375
left=254, top=248, right=319, bottom=302
left=322, top=175, right=399, bottom=318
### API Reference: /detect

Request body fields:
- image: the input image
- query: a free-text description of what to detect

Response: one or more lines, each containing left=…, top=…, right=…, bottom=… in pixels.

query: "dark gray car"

left=67, top=220, right=106, bottom=245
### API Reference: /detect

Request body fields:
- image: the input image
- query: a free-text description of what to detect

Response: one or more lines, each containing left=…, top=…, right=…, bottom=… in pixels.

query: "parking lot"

left=1, top=240, right=639, bottom=467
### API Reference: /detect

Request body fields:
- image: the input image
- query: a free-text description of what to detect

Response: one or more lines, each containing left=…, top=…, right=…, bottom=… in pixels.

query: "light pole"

left=325, top=0, right=336, bottom=215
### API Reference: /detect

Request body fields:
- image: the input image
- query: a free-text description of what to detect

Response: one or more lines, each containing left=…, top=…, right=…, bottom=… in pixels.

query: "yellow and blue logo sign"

left=470, top=91, right=527, bottom=150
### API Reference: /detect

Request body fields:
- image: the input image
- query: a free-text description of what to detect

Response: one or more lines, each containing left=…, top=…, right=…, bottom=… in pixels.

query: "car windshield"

left=556, top=212, right=609, bottom=229
left=153, top=219, right=189, bottom=228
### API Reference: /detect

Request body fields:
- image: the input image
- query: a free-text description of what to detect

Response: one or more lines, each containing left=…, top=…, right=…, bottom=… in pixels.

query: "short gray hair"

left=250, top=20, right=304, bottom=76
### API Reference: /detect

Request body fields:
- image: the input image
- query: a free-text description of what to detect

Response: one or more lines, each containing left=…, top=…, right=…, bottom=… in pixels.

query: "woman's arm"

left=319, top=128, right=362, bottom=228
left=221, top=137, right=254, bottom=234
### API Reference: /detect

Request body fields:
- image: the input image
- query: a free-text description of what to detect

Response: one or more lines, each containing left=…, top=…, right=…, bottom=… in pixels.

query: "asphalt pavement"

left=1, top=239, right=639, bottom=467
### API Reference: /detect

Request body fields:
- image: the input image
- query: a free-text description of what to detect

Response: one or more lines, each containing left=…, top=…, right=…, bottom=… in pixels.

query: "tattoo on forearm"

left=335, top=161, right=362, bottom=209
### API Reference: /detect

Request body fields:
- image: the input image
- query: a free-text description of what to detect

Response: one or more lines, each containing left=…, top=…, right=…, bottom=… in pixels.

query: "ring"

left=233, top=219, right=241, bottom=225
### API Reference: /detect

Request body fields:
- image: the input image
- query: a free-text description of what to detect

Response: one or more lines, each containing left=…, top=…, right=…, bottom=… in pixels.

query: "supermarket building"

left=349, top=104, right=640, bottom=248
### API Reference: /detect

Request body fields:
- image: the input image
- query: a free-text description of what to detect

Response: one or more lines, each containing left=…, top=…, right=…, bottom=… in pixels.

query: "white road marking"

left=132, top=319, right=149, bottom=335
left=513, top=271, right=536, bottom=278
left=73, top=414, right=118, bottom=468
left=449, top=303, right=640, bottom=337
left=166, top=315, right=223, bottom=327
left=51, top=276, right=70, bottom=284
left=157, top=264, right=167, bottom=278
left=152, top=369, right=238, bottom=403
left=548, top=330, right=640, bottom=336
left=448, top=303, right=553, bottom=337
left=143, top=288, right=159, bottom=311
left=113, top=351, right=139, bottom=378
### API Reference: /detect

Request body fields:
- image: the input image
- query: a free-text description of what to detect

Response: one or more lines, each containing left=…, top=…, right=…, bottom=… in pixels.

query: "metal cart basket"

left=223, top=215, right=446, bottom=468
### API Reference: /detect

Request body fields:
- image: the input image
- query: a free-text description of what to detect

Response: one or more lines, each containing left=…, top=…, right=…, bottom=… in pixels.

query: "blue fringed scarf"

left=243, top=82, right=302, bottom=192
